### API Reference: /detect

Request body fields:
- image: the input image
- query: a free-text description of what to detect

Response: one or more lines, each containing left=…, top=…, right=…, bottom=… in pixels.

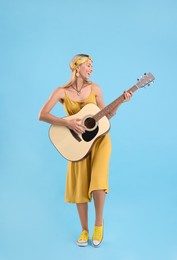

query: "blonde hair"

left=62, top=54, right=92, bottom=88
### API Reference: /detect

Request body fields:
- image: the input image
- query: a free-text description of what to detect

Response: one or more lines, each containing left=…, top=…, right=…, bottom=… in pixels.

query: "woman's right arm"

left=38, top=87, right=68, bottom=126
left=38, top=87, right=85, bottom=134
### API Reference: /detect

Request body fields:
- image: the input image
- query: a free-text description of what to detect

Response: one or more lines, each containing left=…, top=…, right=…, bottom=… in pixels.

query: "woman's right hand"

left=66, top=118, right=86, bottom=134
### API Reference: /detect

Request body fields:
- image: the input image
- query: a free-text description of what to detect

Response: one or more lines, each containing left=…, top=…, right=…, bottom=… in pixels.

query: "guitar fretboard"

left=93, top=85, right=138, bottom=122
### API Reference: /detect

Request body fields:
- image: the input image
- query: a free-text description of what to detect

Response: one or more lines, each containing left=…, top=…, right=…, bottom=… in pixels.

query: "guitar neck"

left=93, top=84, right=139, bottom=122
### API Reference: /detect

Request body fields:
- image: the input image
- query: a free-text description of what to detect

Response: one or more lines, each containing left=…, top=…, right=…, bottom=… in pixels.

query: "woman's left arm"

left=92, top=84, right=105, bottom=110
left=93, top=84, right=132, bottom=119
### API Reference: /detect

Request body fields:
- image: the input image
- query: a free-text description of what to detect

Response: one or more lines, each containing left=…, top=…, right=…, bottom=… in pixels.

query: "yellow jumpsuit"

left=63, top=88, right=112, bottom=203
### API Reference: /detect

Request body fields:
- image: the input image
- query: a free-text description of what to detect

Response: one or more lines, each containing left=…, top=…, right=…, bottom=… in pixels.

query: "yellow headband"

left=71, top=56, right=92, bottom=71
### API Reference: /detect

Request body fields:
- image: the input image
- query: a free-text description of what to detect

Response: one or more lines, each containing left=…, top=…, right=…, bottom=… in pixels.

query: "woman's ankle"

left=95, top=219, right=103, bottom=226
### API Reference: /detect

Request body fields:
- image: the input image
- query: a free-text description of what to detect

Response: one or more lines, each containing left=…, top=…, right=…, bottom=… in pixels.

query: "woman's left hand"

left=123, top=90, right=133, bottom=102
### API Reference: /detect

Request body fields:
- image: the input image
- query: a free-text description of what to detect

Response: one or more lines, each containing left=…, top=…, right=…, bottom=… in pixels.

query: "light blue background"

left=1, top=0, right=177, bottom=259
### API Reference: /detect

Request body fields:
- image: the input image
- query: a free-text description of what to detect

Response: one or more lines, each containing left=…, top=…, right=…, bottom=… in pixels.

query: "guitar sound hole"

left=84, top=117, right=96, bottom=129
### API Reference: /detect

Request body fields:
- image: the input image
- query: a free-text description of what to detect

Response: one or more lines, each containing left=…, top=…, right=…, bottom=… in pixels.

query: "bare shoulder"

left=91, top=83, right=102, bottom=96
left=91, top=83, right=105, bottom=109
left=50, top=86, right=65, bottom=103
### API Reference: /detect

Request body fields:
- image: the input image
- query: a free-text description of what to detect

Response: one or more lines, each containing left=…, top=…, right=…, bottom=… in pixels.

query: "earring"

left=76, top=71, right=80, bottom=77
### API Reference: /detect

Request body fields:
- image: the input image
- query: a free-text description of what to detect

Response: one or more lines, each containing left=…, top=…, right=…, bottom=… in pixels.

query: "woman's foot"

left=76, top=230, right=89, bottom=247
left=92, top=220, right=104, bottom=247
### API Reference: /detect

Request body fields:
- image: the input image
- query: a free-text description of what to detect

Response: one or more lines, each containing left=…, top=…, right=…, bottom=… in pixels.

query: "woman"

left=38, top=54, right=132, bottom=247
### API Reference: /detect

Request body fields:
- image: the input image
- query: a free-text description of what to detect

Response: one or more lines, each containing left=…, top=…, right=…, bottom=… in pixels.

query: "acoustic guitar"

left=49, top=72, right=155, bottom=161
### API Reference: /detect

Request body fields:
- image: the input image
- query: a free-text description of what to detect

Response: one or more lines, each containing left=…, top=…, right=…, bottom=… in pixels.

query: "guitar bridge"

left=70, top=129, right=82, bottom=142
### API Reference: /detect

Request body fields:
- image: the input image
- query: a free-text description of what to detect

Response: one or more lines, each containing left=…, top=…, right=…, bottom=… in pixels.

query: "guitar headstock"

left=136, top=72, right=155, bottom=89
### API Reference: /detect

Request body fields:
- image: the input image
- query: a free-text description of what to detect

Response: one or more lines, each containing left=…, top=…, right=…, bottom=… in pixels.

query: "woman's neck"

left=71, top=77, right=87, bottom=96
left=74, top=77, right=85, bottom=91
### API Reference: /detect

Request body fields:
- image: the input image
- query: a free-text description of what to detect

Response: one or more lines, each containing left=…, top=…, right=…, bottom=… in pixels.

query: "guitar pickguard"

left=82, top=126, right=99, bottom=142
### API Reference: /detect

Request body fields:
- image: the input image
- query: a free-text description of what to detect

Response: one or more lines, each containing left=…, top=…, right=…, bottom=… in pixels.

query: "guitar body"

left=49, top=103, right=110, bottom=162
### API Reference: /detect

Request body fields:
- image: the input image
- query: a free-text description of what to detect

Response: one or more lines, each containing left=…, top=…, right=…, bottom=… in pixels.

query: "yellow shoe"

left=76, top=230, right=89, bottom=247
left=92, top=221, right=104, bottom=247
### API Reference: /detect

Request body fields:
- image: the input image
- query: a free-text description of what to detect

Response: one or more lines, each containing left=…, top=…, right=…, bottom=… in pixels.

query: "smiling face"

left=78, top=59, right=93, bottom=80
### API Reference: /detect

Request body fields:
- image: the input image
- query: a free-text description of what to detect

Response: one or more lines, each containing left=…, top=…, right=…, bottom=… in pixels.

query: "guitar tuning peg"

left=137, top=76, right=142, bottom=81
left=144, top=72, right=147, bottom=75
